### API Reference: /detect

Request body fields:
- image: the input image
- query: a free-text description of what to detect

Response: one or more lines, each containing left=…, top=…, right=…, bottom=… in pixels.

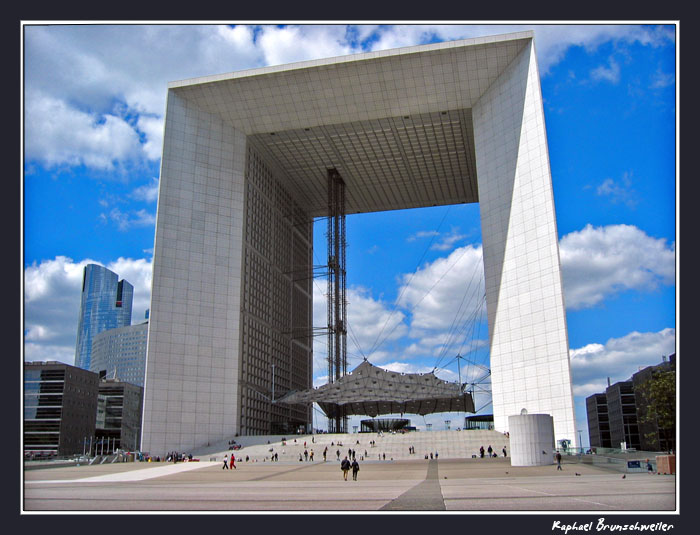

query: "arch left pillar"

left=142, top=92, right=246, bottom=455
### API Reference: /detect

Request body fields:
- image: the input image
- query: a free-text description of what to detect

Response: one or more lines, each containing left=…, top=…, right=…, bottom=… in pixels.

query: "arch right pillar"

left=472, top=40, right=577, bottom=447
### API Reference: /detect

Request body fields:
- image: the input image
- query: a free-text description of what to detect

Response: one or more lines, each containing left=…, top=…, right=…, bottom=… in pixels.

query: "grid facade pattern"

left=96, top=380, right=144, bottom=452
left=239, top=147, right=312, bottom=435
left=141, top=94, right=248, bottom=455
left=473, top=41, right=577, bottom=446
left=586, top=393, right=612, bottom=448
left=90, top=322, right=149, bottom=387
left=24, top=362, right=99, bottom=456
left=75, top=264, right=133, bottom=371
left=606, top=381, right=640, bottom=450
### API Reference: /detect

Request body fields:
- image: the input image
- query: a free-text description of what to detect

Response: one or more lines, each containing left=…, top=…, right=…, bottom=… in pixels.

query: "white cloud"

left=559, top=224, right=675, bottom=309
left=313, top=283, right=408, bottom=371
left=650, top=67, right=675, bottom=89
left=136, top=115, right=165, bottom=161
left=24, top=90, right=145, bottom=170
left=569, top=327, right=676, bottom=398
left=23, top=23, right=675, bottom=172
left=130, top=177, right=160, bottom=203
left=397, top=244, right=485, bottom=335
left=596, top=172, right=638, bottom=208
left=102, top=207, right=156, bottom=231
left=591, top=56, right=622, bottom=84
left=23, top=256, right=153, bottom=364
left=255, top=25, right=357, bottom=67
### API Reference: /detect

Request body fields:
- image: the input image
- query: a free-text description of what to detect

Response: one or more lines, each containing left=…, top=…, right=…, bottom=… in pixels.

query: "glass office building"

left=75, top=264, right=133, bottom=371
left=90, top=321, right=149, bottom=387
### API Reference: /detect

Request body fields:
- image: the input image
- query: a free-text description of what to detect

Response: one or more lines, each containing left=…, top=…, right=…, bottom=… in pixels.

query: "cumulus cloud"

left=23, top=256, right=153, bottom=364
left=23, top=24, right=267, bottom=172
left=23, top=23, right=675, bottom=173
left=24, top=90, right=145, bottom=170
left=316, top=222, right=675, bottom=379
left=313, top=283, right=408, bottom=371
left=559, top=224, right=675, bottom=310
left=397, top=244, right=485, bottom=335
left=569, top=327, right=676, bottom=398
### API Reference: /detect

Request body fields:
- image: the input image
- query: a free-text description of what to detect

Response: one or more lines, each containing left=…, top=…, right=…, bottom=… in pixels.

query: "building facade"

left=633, top=355, right=675, bottom=452
left=96, top=379, right=144, bottom=452
left=90, top=321, right=149, bottom=387
left=586, top=355, right=676, bottom=452
left=586, top=393, right=612, bottom=448
left=605, top=381, right=641, bottom=450
left=75, top=264, right=133, bottom=371
left=142, top=32, right=577, bottom=454
left=24, top=361, right=99, bottom=457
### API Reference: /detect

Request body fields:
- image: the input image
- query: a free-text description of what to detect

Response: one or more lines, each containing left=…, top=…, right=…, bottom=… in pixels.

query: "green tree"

left=636, top=369, right=676, bottom=452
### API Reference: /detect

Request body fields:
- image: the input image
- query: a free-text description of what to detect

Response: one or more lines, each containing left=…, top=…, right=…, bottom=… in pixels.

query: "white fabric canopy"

left=277, top=360, right=475, bottom=416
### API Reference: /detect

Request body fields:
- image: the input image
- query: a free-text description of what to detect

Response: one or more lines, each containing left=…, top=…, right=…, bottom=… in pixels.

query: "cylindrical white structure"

left=508, top=413, right=555, bottom=466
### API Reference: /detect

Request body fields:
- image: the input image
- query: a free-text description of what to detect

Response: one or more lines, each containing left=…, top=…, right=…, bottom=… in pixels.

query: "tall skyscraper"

left=75, top=264, right=133, bottom=371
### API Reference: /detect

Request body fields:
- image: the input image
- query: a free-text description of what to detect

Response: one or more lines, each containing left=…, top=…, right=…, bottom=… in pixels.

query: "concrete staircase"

left=194, top=429, right=511, bottom=464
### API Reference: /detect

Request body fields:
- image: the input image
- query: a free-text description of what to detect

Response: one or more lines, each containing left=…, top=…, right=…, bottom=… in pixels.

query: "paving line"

left=25, top=461, right=218, bottom=484
left=498, top=484, right=618, bottom=509
left=380, top=459, right=445, bottom=511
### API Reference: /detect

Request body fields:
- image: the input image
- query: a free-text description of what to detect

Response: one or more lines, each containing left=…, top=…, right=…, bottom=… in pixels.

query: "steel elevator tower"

left=326, top=168, right=348, bottom=433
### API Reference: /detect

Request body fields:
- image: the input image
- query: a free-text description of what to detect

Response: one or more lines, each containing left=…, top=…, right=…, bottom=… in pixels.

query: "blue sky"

left=22, top=23, right=677, bottom=444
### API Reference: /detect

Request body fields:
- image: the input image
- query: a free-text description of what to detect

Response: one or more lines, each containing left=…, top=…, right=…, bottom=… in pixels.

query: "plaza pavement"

left=23, top=455, right=676, bottom=512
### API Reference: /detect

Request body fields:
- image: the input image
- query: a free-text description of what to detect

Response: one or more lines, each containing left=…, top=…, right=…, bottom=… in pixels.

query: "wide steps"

left=198, top=429, right=511, bottom=464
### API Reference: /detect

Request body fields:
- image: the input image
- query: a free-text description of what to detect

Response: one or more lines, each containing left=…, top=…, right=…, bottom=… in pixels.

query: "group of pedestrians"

left=340, top=456, right=360, bottom=481
left=479, top=445, right=506, bottom=458
left=222, top=453, right=237, bottom=469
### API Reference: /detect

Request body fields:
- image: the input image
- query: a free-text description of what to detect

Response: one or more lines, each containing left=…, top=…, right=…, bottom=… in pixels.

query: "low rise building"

left=24, top=361, right=99, bottom=457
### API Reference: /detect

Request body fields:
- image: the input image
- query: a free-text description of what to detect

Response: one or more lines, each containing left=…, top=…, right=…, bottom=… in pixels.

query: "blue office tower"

left=74, top=264, right=133, bottom=371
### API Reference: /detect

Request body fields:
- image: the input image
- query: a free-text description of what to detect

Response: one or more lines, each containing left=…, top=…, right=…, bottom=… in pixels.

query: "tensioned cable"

left=364, top=205, right=454, bottom=357
left=431, top=247, right=483, bottom=370
left=367, top=242, right=471, bottom=358
left=433, top=288, right=484, bottom=373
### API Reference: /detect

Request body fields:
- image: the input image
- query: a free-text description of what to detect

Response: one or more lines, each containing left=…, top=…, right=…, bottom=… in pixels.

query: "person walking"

left=556, top=451, right=563, bottom=470
left=351, top=458, right=360, bottom=481
left=480, top=445, right=485, bottom=458
left=487, top=445, right=493, bottom=457
left=222, top=454, right=229, bottom=470
left=341, top=456, right=351, bottom=481
left=230, top=453, right=237, bottom=469
left=502, top=446, right=507, bottom=457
